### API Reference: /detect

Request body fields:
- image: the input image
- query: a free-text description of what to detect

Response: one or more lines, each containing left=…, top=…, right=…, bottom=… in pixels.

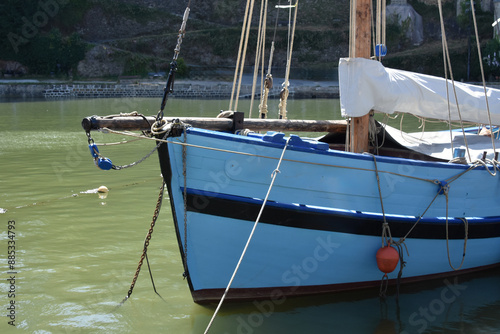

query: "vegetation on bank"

left=0, top=0, right=90, bottom=76
left=0, top=0, right=499, bottom=82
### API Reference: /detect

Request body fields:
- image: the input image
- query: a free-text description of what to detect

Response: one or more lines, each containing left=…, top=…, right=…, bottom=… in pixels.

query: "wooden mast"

left=349, top=0, right=371, bottom=153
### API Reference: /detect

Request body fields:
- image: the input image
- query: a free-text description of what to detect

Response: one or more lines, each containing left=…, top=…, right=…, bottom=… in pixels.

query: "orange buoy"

left=376, top=246, right=399, bottom=274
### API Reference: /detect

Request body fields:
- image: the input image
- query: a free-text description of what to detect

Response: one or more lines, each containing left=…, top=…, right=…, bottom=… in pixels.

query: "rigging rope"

left=469, top=0, right=497, bottom=155
left=371, top=154, right=390, bottom=245
left=381, top=0, right=386, bottom=48
left=182, top=126, right=189, bottom=278
left=157, top=5, right=190, bottom=121
left=370, top=0, right=388, bottom=61
left=443, top=194, right=469, bottom=271
left=230, top=0, right=257, bottom=113
left=100, top=125, right=500, bottom=184
left=93, top=137, right=142, bottom=146
left=229, top=0, right=251, bottom=112
left=279, top=0, right=299, bottom=120
left=370, top=152, right=475, bottom=276
left=383, top=0, right=496, bottom=163
left=372, top=154, right=407, bottom=298
left=249, top=0, right=268, bottom=119
left=349, top=0, right=357, bottom=58
left=437, top=0, right=471, bottom=162
left=259, top=3, right=279, bottom=120
left=258, top=47, right=273, bottom=119
left=203, top=138, right=291, bottom=334
left=370, top=0, right=375, bottom=59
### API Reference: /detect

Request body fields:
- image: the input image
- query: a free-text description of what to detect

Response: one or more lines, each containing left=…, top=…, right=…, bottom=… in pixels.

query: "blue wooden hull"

left=158, top=127, right=500, bottom=303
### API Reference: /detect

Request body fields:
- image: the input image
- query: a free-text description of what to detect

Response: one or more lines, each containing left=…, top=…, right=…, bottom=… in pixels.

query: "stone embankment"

left=0, top=80, right=339, bottom=100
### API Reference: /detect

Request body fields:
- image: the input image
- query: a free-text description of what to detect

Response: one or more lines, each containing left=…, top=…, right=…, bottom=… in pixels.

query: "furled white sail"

left=339, top=57, right=500, bottom=125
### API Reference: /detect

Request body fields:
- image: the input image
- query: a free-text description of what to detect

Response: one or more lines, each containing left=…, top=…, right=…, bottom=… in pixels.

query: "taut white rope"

left=203, top=138, right=291, bottom=334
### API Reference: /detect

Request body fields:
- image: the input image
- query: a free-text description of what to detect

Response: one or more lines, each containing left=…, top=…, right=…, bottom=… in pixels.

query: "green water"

left=1, top=97, right=500, bottom=334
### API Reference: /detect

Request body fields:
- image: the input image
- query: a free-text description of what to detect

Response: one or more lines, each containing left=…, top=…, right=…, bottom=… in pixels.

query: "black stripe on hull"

left=185, top=189, right=500, bottom=240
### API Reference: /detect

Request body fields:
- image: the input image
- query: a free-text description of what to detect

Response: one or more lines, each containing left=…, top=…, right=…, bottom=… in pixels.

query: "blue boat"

left=81, top=1, right=500, bottom=306
left=150, top=0, right=500, bottom=302
left=154, top=118, right=500, bottom=303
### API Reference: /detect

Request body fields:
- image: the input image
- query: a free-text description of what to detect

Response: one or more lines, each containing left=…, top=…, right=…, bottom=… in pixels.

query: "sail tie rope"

left=203, top=138, right=291, bottom=334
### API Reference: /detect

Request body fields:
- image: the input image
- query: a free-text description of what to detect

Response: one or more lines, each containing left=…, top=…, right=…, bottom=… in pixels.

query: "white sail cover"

left=339, top=57, right=500, bottom=125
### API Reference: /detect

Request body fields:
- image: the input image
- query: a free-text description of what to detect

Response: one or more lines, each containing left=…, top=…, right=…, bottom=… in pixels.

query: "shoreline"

left=0, top=78, right=340, bottom=100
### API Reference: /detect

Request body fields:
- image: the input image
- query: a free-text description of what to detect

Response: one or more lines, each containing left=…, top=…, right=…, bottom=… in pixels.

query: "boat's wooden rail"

left=82, top=113, right=347, bottom=133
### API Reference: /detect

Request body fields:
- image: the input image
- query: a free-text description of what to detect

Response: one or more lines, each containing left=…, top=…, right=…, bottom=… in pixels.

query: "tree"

left=17, top=29, right=87, bottom=76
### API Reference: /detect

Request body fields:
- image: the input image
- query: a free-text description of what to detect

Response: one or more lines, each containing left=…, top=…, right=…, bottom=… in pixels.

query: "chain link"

left=86, top=131, right=94, bottom=144
left=112, top=141, right=162, bottom=170
left=120, top=181, right=165, bottom=304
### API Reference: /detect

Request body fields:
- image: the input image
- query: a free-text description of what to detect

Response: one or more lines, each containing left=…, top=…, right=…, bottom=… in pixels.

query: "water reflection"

left=192, top=268, right=500, bottom=334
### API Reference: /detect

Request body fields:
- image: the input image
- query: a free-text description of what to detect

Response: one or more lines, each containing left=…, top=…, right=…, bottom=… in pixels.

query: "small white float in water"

left=97, top=185, right=109, bottom=200
left=80, top=186, right=109, bottom=199
left=97, top=185, right=109, bottom=193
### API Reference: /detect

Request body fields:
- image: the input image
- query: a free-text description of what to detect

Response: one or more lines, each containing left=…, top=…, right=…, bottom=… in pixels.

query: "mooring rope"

left=203, top=138, right=291, bottom=334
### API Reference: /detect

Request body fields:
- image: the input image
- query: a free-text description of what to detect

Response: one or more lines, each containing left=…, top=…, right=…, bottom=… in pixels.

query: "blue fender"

left=96, top=157, right=113, bottom=170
